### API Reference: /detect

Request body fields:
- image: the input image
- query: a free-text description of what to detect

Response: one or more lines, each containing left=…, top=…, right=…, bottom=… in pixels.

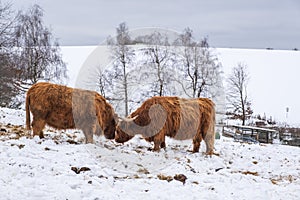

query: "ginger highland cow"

left=26, top=82, right=117, bottom=143
left=115, top=96, right=215, bottom=155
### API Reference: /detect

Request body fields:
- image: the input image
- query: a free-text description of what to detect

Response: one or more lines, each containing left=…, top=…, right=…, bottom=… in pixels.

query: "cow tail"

left=26, top=93, right=31, bottom=130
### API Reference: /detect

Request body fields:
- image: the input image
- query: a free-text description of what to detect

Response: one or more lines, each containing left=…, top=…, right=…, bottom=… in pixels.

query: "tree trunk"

left=241, top=92, right=245, bottom=125
left=122, top=60, right=128, bottom=116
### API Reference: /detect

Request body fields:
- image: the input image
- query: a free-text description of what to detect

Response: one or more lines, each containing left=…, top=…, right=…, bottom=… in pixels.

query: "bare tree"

left=107, top=22, right=134, bottom=116
left=96, top=66, right=107, bottom=98
left=143, top=32, right=174, bottom=96
left=226, top=63, right=253, bottom=125
left=14, top=4, right=67, bottom=87
left=176, top=28, right=220, bottom=98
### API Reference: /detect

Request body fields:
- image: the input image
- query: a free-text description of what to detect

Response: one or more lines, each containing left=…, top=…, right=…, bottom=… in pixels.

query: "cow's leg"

left=153, top=138, right=161, bottom=151
left=83, top=126, right=95, bottom=144
left=204, top=129, right=215, bottom=156
left=32, top=118, right=46, bottom=138
left=200, top=120, right=215, bottom=155
left=153, top=131, right=165, bottom=152
left=192, top=131, right=203, bottom=153
left=204, top=142, right=214, bottom=155
left=84, top=132, right=93, bottom=144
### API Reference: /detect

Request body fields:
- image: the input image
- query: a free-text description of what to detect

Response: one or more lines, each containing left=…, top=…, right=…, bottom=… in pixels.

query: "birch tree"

left=107, top=22, right=134, bottom=116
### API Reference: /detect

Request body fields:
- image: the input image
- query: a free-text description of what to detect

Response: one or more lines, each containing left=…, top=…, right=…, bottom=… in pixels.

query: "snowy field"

left=1, top=107, right=299, bottom=200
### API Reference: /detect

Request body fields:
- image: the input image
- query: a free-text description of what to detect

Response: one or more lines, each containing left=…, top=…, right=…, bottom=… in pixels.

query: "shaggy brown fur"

left=115, top=96, right=215, bottom=155
left=26, top=82, right=116, bottom=143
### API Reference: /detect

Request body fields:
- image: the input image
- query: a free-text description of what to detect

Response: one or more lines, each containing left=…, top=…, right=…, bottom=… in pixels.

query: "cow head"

left=115, top=117, right=136, bottom=143
left=115, top=103, right=168, bottom=143
left=103, top=113, right=118, bottom=139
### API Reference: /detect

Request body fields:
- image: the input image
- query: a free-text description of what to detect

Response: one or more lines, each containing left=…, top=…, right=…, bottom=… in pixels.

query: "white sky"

left=10, top=0, right=300, bottom=49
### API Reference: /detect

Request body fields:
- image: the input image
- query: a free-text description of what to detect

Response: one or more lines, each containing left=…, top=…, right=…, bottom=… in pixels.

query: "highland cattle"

left=115, top=96, right=215, bottom=155
left=26, top=82, right=117, bottom=143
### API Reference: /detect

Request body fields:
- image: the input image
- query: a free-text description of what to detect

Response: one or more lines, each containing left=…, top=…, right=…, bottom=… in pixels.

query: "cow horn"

left=132, top=115, right=138, bottom=120
left=118, top=117, right=124, bottom=122
left=121, top=115, right=138, bottom=122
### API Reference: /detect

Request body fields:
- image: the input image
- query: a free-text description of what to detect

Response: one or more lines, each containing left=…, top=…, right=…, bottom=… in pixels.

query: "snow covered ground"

left=1, top=107, right=299, bottom=199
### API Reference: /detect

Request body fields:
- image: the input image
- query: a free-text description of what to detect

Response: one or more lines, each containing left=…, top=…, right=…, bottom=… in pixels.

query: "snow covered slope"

left=0, top=108, right=299, bottom=200
left=61, top=46, right=300, bottom=125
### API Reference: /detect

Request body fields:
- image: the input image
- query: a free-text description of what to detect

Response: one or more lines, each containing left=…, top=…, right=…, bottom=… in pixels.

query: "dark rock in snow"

left=174, top=174, right=187, bottom=184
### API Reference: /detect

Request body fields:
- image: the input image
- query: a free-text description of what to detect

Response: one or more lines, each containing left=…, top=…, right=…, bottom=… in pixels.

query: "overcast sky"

left=11, top=0, right=300, bottom=49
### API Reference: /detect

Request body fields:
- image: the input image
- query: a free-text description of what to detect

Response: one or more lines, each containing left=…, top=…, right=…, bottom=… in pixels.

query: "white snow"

left=0, top=107, right=299, bottom=199
left=0, top=107, right=25, bottom=125
left=1, top=45, right=300, bottom=199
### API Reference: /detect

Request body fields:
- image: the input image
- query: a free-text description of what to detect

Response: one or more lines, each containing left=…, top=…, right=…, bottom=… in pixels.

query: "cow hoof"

left=211, top=152, right=220, bottom=156
left=148, top=147, right=160, bottom=152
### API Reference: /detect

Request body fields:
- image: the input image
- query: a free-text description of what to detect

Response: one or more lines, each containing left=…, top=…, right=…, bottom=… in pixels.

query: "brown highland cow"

left=26, top=82, right=117, bottom=143
left=115, top=96, right=216, bottom=155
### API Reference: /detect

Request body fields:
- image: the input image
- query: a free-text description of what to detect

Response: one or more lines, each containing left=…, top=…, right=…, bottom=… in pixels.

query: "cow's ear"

left=113, top=113, right=119, bottom=123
